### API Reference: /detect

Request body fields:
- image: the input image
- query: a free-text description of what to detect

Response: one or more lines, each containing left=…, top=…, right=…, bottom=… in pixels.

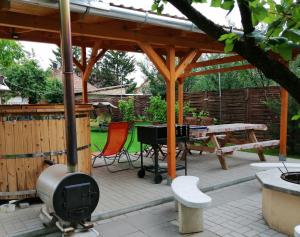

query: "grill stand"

left=40, top=206, right=99, bottom=237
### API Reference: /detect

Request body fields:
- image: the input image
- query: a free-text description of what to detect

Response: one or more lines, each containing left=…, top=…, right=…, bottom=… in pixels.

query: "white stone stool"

left=295, top=225, right=300, bottom=237
left=171, top=176, right=211, bottom=234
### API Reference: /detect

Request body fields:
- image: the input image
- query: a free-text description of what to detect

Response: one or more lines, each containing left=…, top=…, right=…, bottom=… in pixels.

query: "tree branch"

left=167, top=0, right=300, bottom=103
left=236, top=0, right=255, bottom=35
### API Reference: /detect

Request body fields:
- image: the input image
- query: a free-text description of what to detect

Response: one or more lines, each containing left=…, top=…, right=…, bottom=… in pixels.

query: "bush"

left=118, top=98, right=135, bottom=122
left=44, top=78, right=63, bottom=103
left=265, top=97, right=300, bottom=154
left=146, top=96, right=167, bottom=123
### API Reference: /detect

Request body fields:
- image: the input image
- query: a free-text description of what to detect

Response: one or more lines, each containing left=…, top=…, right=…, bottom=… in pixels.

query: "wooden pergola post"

left=81, top=46, right=87, bottom=103
left=166, top=47, right=177, bottom=181
left=177, top=51, right=201, bottom=124
left=72, top=43, right=107, bottom=104
left=178, top=79, right=184, bottom=124
left=139, top=42, right=198, bottom=180
left=279, top=88, right=288, bottom=160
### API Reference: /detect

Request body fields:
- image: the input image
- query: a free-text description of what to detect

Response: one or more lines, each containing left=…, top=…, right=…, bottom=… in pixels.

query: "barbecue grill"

left=137, top=124, right=189, bottom=183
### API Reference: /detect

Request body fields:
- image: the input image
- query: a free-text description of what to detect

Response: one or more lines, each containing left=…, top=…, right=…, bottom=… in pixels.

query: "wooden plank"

left=175, top=49, right=198, bottom=79
left=85, top=116, right=92, bottom=174
left=76, top=117, right=83, bottom=172
left=40, top=117, right=50, bottom=169
left=5, top=121, right=17, bottom=195
left=23, top=121, right=35, bottom=191
left=187, top=144, right=215, bottom=153
left=218, top=140, right=280, bottom=154
left=0, top=122, right=8, bottom=192
left=14, top=120, right=26, bottom=193
left=56, top=118, right=65, bottom=165
left=48, top=119, right=58, bottom=164
left=138, top=42, right=170, bottom=81
left=206, top=123, right=267, bottom=134
left=166, top=47, right=177, bottom=179
left=32, top=119, right=43, bottom=179
left=210, top=134, right=227, bottom=170
left=248, top=130, right=266, bottom=161
left=178, top=81, right=184, bottom=124
left=183, top=64, right=255, bottom=78
left=186, top=55, right=244, bottom=70
left=279, top=88, right=288, bottom=157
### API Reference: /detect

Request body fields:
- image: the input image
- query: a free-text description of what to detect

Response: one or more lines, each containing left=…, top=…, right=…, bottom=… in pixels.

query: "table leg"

left=210, top=134, right=228, bottom=170
left=248, top=130, right=266, bottom=161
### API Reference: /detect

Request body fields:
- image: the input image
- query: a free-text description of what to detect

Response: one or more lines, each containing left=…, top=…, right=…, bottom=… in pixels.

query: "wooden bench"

left=171, top=176, right=211, bottom=234
left=217, top=140, right=280, bottom=155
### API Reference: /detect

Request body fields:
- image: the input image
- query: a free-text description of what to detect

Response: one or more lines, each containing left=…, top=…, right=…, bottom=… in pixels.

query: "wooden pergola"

left=0, top=0, right=289, bottom=180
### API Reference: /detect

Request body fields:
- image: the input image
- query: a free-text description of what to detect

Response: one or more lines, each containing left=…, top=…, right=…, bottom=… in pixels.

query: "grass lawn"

left=90, top=122, right=150, bottom=153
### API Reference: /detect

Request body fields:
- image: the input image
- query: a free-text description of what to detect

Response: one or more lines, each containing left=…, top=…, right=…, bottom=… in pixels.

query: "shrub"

left=265, top=97, right=300, bottom=154
left=146, top=96, right=167, bottom=123
left=118, top=98, right=135, bottom=122
left=44, top=78, right=63, bottom=103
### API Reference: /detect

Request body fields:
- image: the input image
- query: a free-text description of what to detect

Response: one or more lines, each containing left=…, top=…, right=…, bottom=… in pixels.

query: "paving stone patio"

left=1, top=151, right=299, bottom=237
left=44, top=180, right=288, bottom=237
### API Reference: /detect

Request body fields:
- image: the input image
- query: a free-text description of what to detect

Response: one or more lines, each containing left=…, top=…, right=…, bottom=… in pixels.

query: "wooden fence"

left=184, top=86, right=281, bottom=140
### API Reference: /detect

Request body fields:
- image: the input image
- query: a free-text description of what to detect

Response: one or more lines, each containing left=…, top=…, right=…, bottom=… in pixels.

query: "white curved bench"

left=171, top=176, right=211, bottom=234
left=250, top=163, right=300, bottom=171
left=295, top=225, right=300, bottom=237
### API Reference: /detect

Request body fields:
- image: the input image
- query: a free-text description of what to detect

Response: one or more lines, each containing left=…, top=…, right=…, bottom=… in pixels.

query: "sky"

left=21, top=0, right=241, bottom=86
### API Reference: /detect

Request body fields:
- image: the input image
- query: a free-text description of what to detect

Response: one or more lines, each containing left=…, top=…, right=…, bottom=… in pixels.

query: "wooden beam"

left=81, top=46, right=87, bottom=104
left=183, top=64, right=255, bottom=78
left=166, top=46, right=177, bottom=181
left=73, top=57, right=84, bottom=72
left=0, top=11, right=224, bottom=52
left=175, top=49, right=198, bottom=79
left=178, top=80, right=184, bottom=125
left=138, top=42, right=170, bottom=81
left=81, top=46, right=87, bottom=72
left=279, top=87, right=288, bottom=159
left=81, top=43, right=106, bottom=103
left=0, top=0, right=10, bottom=10
left=186, top=55, right=244, bottom=71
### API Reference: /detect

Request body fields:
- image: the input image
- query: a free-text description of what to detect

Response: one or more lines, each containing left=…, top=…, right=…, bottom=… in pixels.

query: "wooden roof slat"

left=184, top=64, right=255, bottom=78
left=0, top=10, right=224, bottom=53
left=187, top=55, right=245, bottom=70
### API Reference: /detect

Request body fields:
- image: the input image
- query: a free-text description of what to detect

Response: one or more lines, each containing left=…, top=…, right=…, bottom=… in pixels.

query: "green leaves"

left=211, top=0, right=222, bottom=7
left=282, top=29, right=300, bottom=44
left=152, top=0, right=165, bottom=14
left=221, top=0, right=234, bottom=10
left=251, top=6, right=268, bottom=26
left=119, top=98, right=135, bottom=122
left=292, top=112, right=300, bottom=121
left=218, top=33, right=240, bottom=53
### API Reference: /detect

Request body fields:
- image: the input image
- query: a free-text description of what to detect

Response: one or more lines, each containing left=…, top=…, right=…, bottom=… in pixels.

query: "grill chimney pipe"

left=59, top=0, right=78, bottom=172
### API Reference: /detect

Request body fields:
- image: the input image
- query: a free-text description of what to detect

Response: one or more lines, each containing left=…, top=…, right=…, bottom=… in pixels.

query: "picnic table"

left=186, top=123, right=279, bottom=170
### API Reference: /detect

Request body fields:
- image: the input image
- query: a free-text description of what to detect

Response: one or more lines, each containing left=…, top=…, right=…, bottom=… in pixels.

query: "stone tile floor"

left=91, top=180, right=287, bottom=237
left=1, top=151, right=299, bottom=236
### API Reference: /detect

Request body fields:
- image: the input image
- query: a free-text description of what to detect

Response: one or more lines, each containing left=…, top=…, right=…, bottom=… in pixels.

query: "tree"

left=0, top=39, right=25, bottom=70
left=152, top=0, right=300, bottom=104
left=188, top=54, right=276, bottom=92
left=137, top=59, right=166, bottom=97
left=50, top=46, right=81, bottom=75
left=90, top=50, right=136, bottom=91
left=4, top=59, right=48, bottom=104
left=44, top=78, right=64, bottom=103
